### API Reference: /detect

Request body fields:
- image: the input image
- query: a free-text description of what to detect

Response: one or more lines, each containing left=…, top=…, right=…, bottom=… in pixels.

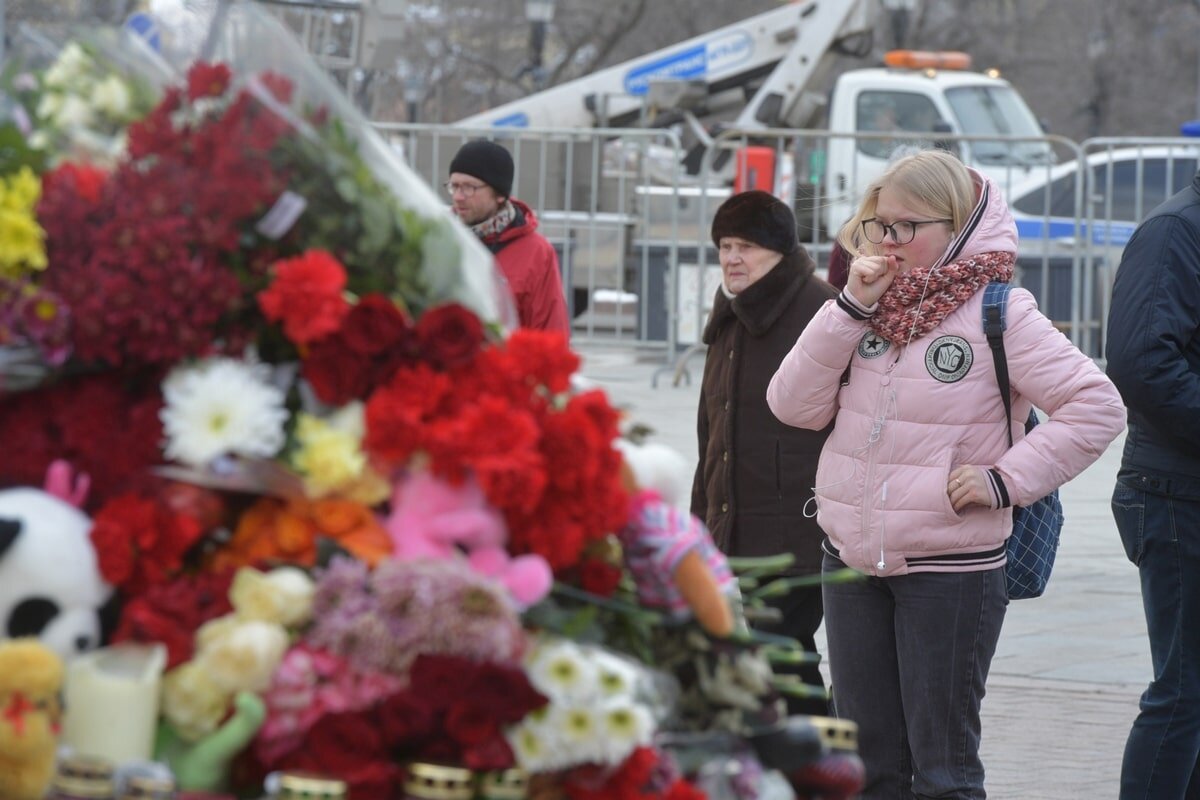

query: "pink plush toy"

left=384, top=472, right=553, bottom=609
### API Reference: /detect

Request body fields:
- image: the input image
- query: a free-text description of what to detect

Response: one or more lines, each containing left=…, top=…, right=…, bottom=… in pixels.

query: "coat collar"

left=702, top=247, right=815, bottom=343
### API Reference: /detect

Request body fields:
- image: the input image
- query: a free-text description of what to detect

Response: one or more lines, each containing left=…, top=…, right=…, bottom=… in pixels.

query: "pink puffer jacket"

left=766, top=172, right=1125, bottom=577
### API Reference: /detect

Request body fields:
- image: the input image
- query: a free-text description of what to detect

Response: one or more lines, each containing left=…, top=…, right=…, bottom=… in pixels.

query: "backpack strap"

left=981, top=282, right=1015, bottom=448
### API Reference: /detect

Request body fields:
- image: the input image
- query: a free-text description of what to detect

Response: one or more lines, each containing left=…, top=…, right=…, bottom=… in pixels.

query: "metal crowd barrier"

left=373, top=121, right=1199, bottom=372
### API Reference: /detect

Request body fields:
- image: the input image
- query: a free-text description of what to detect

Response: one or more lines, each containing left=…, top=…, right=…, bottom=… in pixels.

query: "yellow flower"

left=291, top=409, right=387, bottom=503
left=229, top=566, right=314, bottom=627
left=195, top=618, right=289, bottom=694
left=161, top=661, right=231, bottom=743
left=1, top=167, right=42, bottom=213
left=292, top=413, right=362, bottom=490
left=0, top=208, right=47, bottom=277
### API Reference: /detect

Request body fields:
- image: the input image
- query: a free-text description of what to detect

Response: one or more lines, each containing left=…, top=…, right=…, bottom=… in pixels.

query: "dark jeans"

left=1113, top=480, right=1200, bottom=799
left=822, top=552, right=1007, bottom=799
left=759, top=584, right=829, bottom=717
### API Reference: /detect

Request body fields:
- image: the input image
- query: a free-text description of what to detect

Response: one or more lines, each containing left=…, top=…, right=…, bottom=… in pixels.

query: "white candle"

left=61, top=643, right=167, bottom=765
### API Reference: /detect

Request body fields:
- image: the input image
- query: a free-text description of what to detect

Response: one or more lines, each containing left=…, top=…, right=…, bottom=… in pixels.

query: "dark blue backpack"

left=982, top=282, right=1065, bottom=600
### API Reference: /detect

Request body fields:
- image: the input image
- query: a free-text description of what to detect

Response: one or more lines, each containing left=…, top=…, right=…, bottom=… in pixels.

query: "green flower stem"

left=726, top=554, right=796, bottom=577
left=550, top=582, right=665, bottom=624
left=772, top=676, right=830, bottom=699
left=748, top=568, right=862, bottom=600
left=765, top=648, right=823, bottom=666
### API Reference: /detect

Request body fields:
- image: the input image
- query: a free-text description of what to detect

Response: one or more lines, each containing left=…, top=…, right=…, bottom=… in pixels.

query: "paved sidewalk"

left=578, top=342, right=1149, bottom=799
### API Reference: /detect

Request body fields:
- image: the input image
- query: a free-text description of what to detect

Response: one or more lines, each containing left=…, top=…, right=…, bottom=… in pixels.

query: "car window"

left=1012, top=171, right=1077, bottom=218
left=1013, top=156, right=1200, bottom=221
left=944, top=85, right=1052, bottom=166
left=1091, top=158, right=1199, bottom=220
left=855, top=91, right=943, bottom=159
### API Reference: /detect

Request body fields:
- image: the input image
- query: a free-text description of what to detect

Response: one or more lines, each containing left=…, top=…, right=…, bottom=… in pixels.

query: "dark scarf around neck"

left=702, top=247, right=815, bottom=344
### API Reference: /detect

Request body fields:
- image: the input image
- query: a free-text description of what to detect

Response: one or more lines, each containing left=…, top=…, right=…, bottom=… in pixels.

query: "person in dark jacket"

left=826, top=240, right=851, bottom=290
left=1106, top=168, right=1200, bottom=800
left=690, top=190, right=837, bottom=715
left=447, top=140, right=570, bottom=334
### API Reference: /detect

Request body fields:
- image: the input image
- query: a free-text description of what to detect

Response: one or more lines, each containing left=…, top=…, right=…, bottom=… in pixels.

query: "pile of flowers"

left=0, top=4, right=849, bottom=800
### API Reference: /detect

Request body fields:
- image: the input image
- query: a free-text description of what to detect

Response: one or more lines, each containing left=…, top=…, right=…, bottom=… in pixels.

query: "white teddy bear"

left=0, top=485, right=112, bottom=661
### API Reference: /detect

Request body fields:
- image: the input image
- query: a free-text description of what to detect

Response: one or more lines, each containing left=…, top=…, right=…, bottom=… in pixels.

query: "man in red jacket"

left=446, top=140, right=570, bottom=334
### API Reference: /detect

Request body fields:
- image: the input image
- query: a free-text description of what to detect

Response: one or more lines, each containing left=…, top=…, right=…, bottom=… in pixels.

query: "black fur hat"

left=710, top=190, right=798, bottom=254
left=449, top=140, right=514, bottom=198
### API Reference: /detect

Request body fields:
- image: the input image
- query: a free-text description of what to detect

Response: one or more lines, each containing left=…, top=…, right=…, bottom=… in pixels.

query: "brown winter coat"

left=690, top=247, right=836, bottom=575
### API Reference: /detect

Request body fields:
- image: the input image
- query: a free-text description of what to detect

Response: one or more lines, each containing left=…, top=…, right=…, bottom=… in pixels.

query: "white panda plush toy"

left=0, top=487, right=113, bottom=661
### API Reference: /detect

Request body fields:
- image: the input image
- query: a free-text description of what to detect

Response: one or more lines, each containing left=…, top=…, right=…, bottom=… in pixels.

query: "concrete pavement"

left=577, top=341, right=1149, bottom=799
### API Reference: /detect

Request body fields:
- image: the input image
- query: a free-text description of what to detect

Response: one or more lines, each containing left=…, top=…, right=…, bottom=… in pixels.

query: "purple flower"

left=304, top=557, right=527, bottom=678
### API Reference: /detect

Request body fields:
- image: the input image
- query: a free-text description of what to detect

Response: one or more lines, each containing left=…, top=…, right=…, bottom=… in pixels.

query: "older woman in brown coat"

left=691, top=190, right=836, bottom=714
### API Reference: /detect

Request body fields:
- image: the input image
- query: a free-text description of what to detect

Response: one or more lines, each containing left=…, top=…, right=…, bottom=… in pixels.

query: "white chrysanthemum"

left=592, top=651, right=640, bottom=699
left=507, top=721, right=555, bottom=771
left=161, top=358, right=289, bottom=467
left=526, top=639, right=597, bottom=703
left=596, top=701, right=654, bottom=763
left=537, top=703, right=617, bottom=768
left=49, top=94, right=95, bottom=131
left=43, top=42, right=91, bottom=89
left=92, top=75, right=131, bottom=118
left=35, top=93, right=62, bottom=121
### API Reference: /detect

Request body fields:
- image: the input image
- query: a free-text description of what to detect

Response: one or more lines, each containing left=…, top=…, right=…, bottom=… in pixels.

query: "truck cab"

left=822, top=50, right=1053, bottom=235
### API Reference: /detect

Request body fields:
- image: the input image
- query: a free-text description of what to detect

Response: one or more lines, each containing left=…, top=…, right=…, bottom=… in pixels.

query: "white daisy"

left=532, top=703, right=605, bottom=768
left=161, top=358, right=289, bottom=467
left=596, top=700, right=654, bottom=763
left=507, top=721, right=554, bottom=771
left=526, top=639, right=597, bottom=703
left=592, top=651, right=640, bottom=699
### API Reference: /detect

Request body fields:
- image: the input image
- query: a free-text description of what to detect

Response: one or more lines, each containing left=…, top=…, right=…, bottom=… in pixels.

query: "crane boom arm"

left=455, top=0, right=876, bottom=130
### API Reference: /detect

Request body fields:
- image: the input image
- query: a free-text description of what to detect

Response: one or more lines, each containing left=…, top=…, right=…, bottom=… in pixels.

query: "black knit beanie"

left=710, top=190, right=798, bottom=254
left=449, top=140, right=514, bottom=198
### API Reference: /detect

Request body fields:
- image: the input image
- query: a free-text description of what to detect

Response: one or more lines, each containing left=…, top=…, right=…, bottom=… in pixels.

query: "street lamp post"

left=524, top=0, right=556, bottom=90
left=880, top=0, right=917, bottom=50
left=404, top=74, right=424, bottom=122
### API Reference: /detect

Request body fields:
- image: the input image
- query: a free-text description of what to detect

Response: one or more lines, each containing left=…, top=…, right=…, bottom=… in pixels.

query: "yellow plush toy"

left=0, top=638, right=64, bottom=800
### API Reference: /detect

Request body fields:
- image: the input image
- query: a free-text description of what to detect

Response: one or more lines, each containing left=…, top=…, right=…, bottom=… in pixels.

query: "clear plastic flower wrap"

left=13, top=0, right=509, bottom=379
left=0, top=23, right=172, bottom=169
left=139, top=0, right=509, bottom=330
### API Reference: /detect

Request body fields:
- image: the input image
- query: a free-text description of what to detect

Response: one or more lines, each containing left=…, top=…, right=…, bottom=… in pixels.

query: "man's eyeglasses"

left=443, top=180, right=486, bottom=198
left=861, top=217, right=952, bottom=245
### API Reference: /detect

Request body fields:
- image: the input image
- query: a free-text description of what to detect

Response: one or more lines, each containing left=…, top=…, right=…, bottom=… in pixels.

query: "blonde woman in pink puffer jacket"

left=766, top=149, right=1125, bottom=799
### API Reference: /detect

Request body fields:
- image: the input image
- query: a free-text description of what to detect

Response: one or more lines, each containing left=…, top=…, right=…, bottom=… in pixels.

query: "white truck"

left=456, top=0, right=1052, bottom=237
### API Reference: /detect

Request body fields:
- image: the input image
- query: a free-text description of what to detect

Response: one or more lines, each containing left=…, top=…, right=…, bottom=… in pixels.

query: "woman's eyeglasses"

left=861, top=217, right=952, bottom=245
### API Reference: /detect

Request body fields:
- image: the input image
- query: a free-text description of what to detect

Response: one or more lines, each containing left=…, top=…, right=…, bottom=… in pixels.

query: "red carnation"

left=42, top=162, right=108, bottom=205
left=111, top=571, right=234, bottom=668
left=258, top=250, right=351, bottom=345
left=501, top=329, right=580, bottom=394
left=577, top=556, right=624, bottom=597
left=89, top=493, right=206, bottom=595
left=186, top=61, right=232, bottom=101
left=415, top=303, right=486, bottom=368
left=363, top=364, right=454, bottom=464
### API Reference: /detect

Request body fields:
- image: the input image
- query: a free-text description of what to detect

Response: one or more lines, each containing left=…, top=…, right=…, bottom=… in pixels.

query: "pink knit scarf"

left=870, top=251, right=1016, bottom=345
